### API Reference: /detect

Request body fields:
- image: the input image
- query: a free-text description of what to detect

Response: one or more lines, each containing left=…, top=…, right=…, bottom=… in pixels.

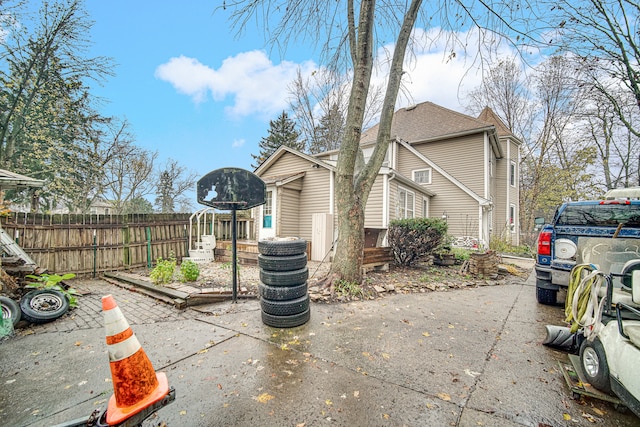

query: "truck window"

left=557, top=204, right=640, bottom=227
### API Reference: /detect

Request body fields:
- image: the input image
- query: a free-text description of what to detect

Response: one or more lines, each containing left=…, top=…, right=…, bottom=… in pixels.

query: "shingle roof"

left=359, top=101, right=496, bottom=144
left=477, top=107, right=513, bottom=138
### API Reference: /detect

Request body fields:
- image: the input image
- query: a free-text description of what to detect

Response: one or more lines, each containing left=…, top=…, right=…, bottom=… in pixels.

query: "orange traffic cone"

left=102, top=294, right=169, bottom=425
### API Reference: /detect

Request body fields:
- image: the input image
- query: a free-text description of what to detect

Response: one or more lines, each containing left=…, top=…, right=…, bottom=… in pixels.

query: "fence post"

left=93, top=229, right=97, bottom=278
left=146, top=226, right=152, bottom=268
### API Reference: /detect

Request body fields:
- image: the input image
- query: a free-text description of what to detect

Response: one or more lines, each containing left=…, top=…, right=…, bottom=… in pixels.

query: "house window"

left=263, top=191, right=273, bottom=228
left=510, top=161, right=516, bottom=187
left=412, top=168, right=432, bottom=184
left=509, top=204, right=516, bottom=233
left=422, top=197, right=429, bottom=218
left=398, top=187, right=415, bottom=219
left=104, top=208, right=109, bottom=215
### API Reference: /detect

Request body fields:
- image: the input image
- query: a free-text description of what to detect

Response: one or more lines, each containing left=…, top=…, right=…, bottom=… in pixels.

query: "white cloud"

left=155, top=51, right=317, bottom=119
left=232, top=138, right=245, bottom=148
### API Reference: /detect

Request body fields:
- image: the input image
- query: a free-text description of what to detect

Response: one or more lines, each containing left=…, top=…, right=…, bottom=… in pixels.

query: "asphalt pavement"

left=1, top=266, right=639, bottom=427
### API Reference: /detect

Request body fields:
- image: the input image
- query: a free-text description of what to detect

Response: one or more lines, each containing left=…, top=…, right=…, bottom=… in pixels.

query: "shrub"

left=388, top=217, right=448, bottom=266
left=150, top=254, right=176, bottom=285
left=451, top=247, right=471, bottom=262
left=179, top=260, right=200, bottom=282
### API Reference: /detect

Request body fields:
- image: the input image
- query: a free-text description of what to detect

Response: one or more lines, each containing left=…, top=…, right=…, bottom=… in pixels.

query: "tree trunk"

left=329, top=0, right=423, bottom=285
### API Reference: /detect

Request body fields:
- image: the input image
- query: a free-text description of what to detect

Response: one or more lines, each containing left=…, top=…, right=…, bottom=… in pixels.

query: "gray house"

left=253, top=101, right=521, bottom=260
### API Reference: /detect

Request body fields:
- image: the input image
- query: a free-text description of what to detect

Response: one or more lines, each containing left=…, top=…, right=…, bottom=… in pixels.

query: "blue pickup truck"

left=535, top=199, right=640, bottom=305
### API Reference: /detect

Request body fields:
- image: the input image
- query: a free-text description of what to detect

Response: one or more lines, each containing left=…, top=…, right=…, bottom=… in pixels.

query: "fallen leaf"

left=256, top=393, right=275, bottom=403
left=582, top=412, right=596, bottom=423
left=180, top=410, right=187, bottom=415
left=197, top=349, right=208, bottom=354
left=382, top=413, right=390, bottom=419
left=217, top=384, right=222, bottom=390
left=437, top=392, right=451, bottom=401
left=422, top=332, right=431, bottom=337
left=354, top=391, right=360, bottom=398
left=381, top=353, right=391, bottom=360
left=296, top=423, right=306, bottom=427
left=325, top=399, right=333, bottom=406
left=448, top=324, right=455, bottom=329
left=74, top=341, right=82, bottom=346
left=563, top=413, right=572, bottom=421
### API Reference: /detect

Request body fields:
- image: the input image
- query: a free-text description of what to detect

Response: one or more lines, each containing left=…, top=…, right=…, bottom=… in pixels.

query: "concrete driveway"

left=0, top=268, right=638, bottom=427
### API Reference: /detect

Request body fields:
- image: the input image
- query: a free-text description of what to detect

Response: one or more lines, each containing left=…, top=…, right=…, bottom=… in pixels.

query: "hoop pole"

left=231, top=208, right=237, bottom=303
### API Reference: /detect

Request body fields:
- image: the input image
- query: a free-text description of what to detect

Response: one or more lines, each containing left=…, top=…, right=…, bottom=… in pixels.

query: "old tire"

left=580, top=338, right=611, bottom=393
left=262, top=308, right=310, bottom=328
left=536, top=280, right=557, bottom=305
left=261, top=294, right=309, bottom=316
left=1, top=296, right=21, bottom=326
left=259, top=282, right=308, bottom=301
left=258, top=253, right=307, bottom=272
left=20, top=289, right=69, bottom=324
left=260, top=267, right=309, bottom=287
left=258, top=239, right=306, bottom=256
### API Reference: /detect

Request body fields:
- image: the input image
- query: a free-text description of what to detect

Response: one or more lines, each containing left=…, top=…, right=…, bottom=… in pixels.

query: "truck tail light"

left=537, top=231, right=552, bottom=256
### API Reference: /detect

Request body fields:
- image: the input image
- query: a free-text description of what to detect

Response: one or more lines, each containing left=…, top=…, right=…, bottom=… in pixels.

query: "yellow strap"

left=565, top=264, right=594, bottom=333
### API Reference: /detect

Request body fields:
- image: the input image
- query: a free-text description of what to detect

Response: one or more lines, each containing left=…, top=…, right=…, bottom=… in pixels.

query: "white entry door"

left=260, top=189, right=276, bottom=239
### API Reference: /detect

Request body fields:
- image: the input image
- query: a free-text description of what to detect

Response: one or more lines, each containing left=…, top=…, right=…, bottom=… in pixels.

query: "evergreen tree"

left=251, top=111, right=303, bottom=169
left=310, top=103, right=345, bottom=154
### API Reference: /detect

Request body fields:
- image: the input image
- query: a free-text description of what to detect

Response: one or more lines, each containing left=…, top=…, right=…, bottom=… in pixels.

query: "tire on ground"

left=261, top=308, right=310, bottom=328
left=261, top=294, right=309, bottom=316
left=258, top=253, right=307, bottom=271
left=19, top=289, right=69, bottom=324
left=259, top=282, right=308, bottom=301
left=0, top=296, right=21, bottom=326
left=260, top=267, right=309, bottom=287
left=258, top=239, right=306, bottom=256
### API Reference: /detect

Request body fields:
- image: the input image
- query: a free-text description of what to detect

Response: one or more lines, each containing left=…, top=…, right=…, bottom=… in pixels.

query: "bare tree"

left=288, top=66, right=383, bottom=154
left=102, top=122, right=157, bottom=215
left=155, top=158, right=198, bottom=213
left=545, top=0, right=640, bottom=137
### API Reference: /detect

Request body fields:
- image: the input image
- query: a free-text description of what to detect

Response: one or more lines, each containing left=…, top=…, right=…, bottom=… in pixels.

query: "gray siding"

left=408, top=133, right=486, bottom=197
left=364, top=176, right=384, bottom=228
left=279, top=187, right=300, bottom=237
left=260, top=152, right=333, bottom=241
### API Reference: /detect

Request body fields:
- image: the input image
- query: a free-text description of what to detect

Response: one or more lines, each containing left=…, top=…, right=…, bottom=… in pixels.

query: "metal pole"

left=93, top=229, right=97, bottom=279
left=231, top=208, right=237, bottom=303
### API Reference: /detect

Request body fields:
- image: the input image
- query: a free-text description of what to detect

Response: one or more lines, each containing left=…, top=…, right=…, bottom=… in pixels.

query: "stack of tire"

left=258, top=239, right=310, bottom=328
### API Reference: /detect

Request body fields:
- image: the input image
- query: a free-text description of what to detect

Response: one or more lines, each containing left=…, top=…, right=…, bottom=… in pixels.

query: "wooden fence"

left=0, top=212, right=255, bottom=277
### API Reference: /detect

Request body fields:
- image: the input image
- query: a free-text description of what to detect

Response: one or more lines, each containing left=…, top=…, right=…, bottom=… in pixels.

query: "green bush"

left=451, top=247, right=471, bottom=262
left=150, top=254, right=176, bottom=285
left=388, top=217, right=448, bottom=266
left=179, top=260, right=200, bottom=282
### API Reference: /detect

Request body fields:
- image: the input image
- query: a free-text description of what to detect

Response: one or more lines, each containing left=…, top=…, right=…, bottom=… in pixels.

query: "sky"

left=78, top=1, right=497, bottom=202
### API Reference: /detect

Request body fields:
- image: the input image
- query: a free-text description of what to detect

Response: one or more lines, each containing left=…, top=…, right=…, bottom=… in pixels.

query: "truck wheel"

left=20, top=289, right=69, bottom=324
left=1, top=296, right=21, bottom=326
left=580, top=338, right=611, bottom=393
left=536, top=279, right=557, bottom=305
